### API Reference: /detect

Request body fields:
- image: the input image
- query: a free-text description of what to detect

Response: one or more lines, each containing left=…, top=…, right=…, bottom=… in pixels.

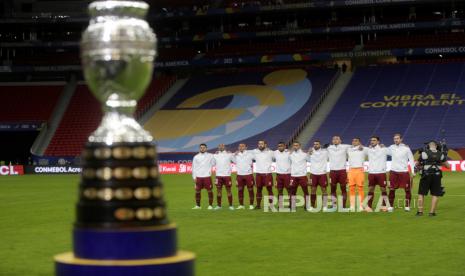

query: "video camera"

left=416, top=139, right=447, bottom=172
left=418, top=139, right=448, bottom=158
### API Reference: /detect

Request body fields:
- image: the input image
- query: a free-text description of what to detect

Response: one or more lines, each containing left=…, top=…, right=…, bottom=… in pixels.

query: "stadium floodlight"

left=54, top=1, right=195, bottom=275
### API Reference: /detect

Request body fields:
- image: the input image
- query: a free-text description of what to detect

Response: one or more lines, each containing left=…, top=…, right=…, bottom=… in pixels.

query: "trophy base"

left=54, top=251, right=195, bottom=276
left=73, top=224, right=177, bottom=260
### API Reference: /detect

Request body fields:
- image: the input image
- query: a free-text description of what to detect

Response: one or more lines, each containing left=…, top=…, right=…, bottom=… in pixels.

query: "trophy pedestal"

left=55, top=225, right=195, bottom=276
left=54, top=142, right=195, bottom=275
left=72, top=225, right=177, bottom=259
left=55, top=251, right=195, bottom=276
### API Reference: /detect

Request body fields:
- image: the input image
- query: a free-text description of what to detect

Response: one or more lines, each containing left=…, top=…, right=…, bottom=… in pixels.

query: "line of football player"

left=191, top=134, right=417, bottom=212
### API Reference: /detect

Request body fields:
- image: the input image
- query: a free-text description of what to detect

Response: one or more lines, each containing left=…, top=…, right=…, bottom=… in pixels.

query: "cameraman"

left=416, top=141, right=450, bottom=216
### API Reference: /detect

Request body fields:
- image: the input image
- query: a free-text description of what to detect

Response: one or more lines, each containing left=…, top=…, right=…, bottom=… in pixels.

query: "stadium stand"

left=364, top=32, right=465, bottom=50
left=235, top=68, right=339, bottom=149
left=309, top=62, right=465, bottom=150
left=144, top=67, right=337, bottom=152
left=206, top=39, right=356, bottom=57
left=3, top=0, right=465, bottom=161
left=44, top=85, right=101, bottom=156
left=45, top=74, right=176, bottom=156
left=136, top=75, right=177, bottom=118
left=12, top=52, right=81, bottom=66
left=157, top=47, right=198, bottom=62
left=0, top=85, right=62, bottom=122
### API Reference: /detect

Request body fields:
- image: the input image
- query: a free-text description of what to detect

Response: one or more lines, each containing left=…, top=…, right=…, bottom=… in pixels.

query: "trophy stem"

left=103, top=92, right=137, bottom=116
left=89, top=111, right=152, bottom=144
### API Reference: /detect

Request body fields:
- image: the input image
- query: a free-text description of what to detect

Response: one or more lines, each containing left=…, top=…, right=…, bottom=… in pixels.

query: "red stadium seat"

left=45, top=75, right=176, bottom=156
left=0, top=85, right=62, bottom=122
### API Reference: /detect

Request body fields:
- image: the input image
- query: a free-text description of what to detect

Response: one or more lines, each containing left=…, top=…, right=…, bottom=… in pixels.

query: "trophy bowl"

left=80, top=0, right=157, bottom=144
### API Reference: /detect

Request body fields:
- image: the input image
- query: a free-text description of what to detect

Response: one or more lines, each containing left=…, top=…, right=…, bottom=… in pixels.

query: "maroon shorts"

left=216, top=176, right=232, bottom=188
left=195, top=177, right=212, bottom=191
left=368, top=173, right=387, bottom=187
left=256, top=173, right=273, bottom=188
left=311, top=174, right=328, bottom=187
left=329, top=170, right=347, bottom=186
left=389, top=171, right=411, bottom=189
left=276, top=174, right=291, bottom=189
left=290, top=176, right=309, bottom=188
left=236, top=175, right=254, bottom=188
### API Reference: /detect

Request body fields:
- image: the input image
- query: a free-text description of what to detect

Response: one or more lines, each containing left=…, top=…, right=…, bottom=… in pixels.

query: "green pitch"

left=1, top=173, right=464, bottom=275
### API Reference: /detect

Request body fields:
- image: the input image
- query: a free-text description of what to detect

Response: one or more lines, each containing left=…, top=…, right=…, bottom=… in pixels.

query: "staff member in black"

left=416, top=141, right=450, bottom=216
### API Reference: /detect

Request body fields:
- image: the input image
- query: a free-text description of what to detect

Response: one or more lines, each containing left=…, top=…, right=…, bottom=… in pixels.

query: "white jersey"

left=273, top=150, right=291, bottom=174
left=232, top=150, right=254, bottom=176
left=327, top=144, right=350, bottom=170
left=290, top=150, right=310, bottom=177
left=367, top=145, right=389, bottom=174
left=387, top=144, right=415, bottom=173
left=347, top=146, right=367, bottom=169
left=252, top=148, right=274, bottom=174
left=309, top=148, right=328, bottom=175
left=213, top=150, right=233, bottom=177
left=192, top=152, right=214, bottom=179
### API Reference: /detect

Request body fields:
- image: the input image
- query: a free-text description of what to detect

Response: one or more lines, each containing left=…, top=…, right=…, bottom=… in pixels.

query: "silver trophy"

left=54, top=1, right=195, bottom=275
left=81, top=0, right=156, bottom=144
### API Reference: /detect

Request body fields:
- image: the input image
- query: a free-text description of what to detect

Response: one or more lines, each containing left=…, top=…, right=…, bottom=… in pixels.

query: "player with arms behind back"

left=192, top=143, right=214, bottom=210
left=213, top=144, right=234, bottom=210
